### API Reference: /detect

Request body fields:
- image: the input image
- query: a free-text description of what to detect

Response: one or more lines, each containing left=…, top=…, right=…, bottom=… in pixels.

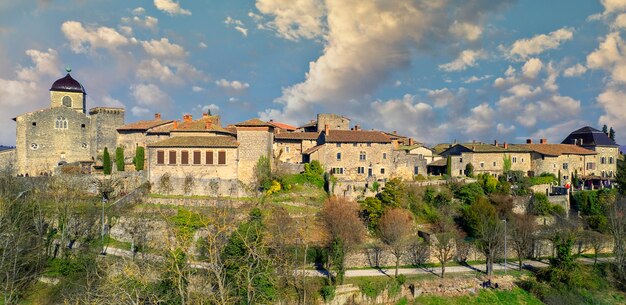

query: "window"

left=563, top=163, right=569, bottom=170
left=521, top=158, right=525, bottom=163
left=337, top=152, right=342, bottom=160
left=601, top=157, right=606, bottom=164
left=55, top=117, right=68, bottom=129
left=380, top=168, right=385, bottom=174
left=493, top=161, right=497, bottom=166
left=611, top=170, right=614, bottom=177
left=417, top=154, right=423, bottom=159
left=193, top=151, right=201, bottom=164
left=610, top=157, right=615, bottom=164
left=553, top=164, right=556, bottom=169
left=32, top=122, right=36, bottom=126
left=383, top=153, right=387, bottom=160
left=564, top=175, right=569, bottom=181
left=62, top=96, right=72, bottom=107
left=285, top=146, right=290, bottom=153
left=218, top=151, right=226, bottom=164
left=81, top=124, right=85, bottom=128
left=168, top=151, right=176, bottom=165
left=587, top=162, right=596, bottom=170
left=367, top=143, right=372, bottom=147
left=460, top=158, right=463, bottom=163
left=157, top=151, right=164, bottom=164
left=357, top=167, right=365, bottom=174
left=512, top=157, right=517, bottom=163
left=480, top=162, right=484, bottom=168
left=30, top=143, right=38, bottom=150
left=414, top=166, right=419, bottom=175
left=353, top=143, right=357, bottom=147
left=602, top=170, right=606, bottom=177
left=336, top=143, right=341, bottom=148
left=359, top=151, right=366, bottom=161
left=206, top=151, right=214, bottom=165
left=331, top=168, right=344, bottom=174
left=181, top=151, right=189, bottom=165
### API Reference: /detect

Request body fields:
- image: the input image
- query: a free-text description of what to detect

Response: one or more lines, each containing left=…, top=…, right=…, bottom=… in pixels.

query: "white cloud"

left=508, top=27, right=573, bottom=60
left=521, top=58, right=543, bottom=78
left=132, top=15, right=158, bottom=29
left=153, top=0, right=191, bottom=16
left=563, top=63, right=587, bottom=77
left=132, top=7, right=146, bottom=15
left=101, top=95, right=125, bottom=108
left=199, top=103, right=220, bottom=114
left=136, top=59, right=181, bottom=84
left=449, top=21, right=482, bottom=41
left=596, top=88, right=626, bottom=142
left=254, top=0, right=326, bottom=41
left=464, top=75, right=492, bottom=83
left=496, top=123, right=516, bottom=134
left=586, top=32, right=626, bottom=83
left=141, top=38, right=186, bottom=60
left=393, top=80, right=402, bottom=87
left=439, top=49, right=485, bottom=72
left=235, top=26, right=249, bottom=37
left=130, top=83, right=171, bottom=107
left=61, top=21, right=130, bottom=53
left=198, top=42, right=207, bottom=48
left=215, top=79, right=250, bottom=91
left=16, top=48, right=60, bottom=81
left=192, top=86, right=204, bottom=92
left=131, top=106, right=151, bottom=116
left=225, top=16, right=244, bottom=26
left=602, top=0, right=626, bottom=14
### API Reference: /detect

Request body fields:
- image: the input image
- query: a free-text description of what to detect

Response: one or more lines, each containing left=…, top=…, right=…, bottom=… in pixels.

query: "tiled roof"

left=324, top=130, right=391, bottom=143
left=428, top=158, right=448, bottom=167
left=234, top=118, right=273, bottom=127
left=561, top=126, right=618, bottom=146
left=512, top=144, right=596, bottom=156
left=269, top=121, right=297, bottom=131
left=303, top=144, right=323, bottom=155
left=397, top=144, right=429, bottom=152
left=175, top=116, right=230, bottom=132
left=275, top=132, right=319, bottom=140
left=117, top=119, right=173, bottom=131
left=298, top=121, right=317, bottom=128
left=148, top=136, right=238, bottom=148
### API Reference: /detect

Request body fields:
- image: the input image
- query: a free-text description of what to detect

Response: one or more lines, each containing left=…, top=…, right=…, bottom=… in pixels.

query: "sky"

left=1, top=0, right=626, bottom=146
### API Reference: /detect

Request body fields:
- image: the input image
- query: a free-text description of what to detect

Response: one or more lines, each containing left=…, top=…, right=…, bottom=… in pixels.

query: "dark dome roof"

left=561, top=126, right=618, bottom=146
left=50, top=73, right=86, bottom=94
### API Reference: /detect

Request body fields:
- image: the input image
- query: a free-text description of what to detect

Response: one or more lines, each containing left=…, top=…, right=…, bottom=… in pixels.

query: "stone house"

left=562, top=126, right=619, bottom=185
left=12, top=71, right=124, bottom=176
left=296, top=113, right=351, bottom=132
left=273, top=132, right=318, bottom=164
left=117, top=113, right=174, bottom=161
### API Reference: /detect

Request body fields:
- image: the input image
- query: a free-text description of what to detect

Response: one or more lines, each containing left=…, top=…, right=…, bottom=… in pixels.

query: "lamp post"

left=101, top=190, right=108, bottom=255
left=503, top=218, right=507, bottom=274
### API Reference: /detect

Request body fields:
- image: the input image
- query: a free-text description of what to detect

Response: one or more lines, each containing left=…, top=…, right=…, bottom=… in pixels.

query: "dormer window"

left=62, top=96, right=72, bottom=107
left=55, top=117, right=68, bottom=129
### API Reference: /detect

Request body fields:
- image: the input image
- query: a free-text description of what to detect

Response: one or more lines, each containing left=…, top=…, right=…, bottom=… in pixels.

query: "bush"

left=265, top=180, right=282, bottom=195
left=530, top=172, right=557, bottom=185
left=102, top=147, right=112, bottom=175
left=531, top=193, right=565, bottom=216
left=134, top=146, right=145, bottom=171
left=115, top=146, right=125, bottom=172
left=453, top=182, right=485, bottom=205
left=320, top=285, right=336, bottom=302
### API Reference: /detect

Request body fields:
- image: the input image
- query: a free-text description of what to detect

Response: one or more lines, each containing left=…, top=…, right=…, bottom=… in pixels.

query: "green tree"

left=254, top=155, right=272, bottom=191
left=102, top=147, right=112, bottom=175
left=602, top=124, right=608, bottom=135
left=503, top=155, right=512, bottom=173
left=464, top=163, right=474, bottom=177
left=377, top=178, right=405, bottom=208
left=610, top=127, right=616, bottom=142
left=134, top=146, right=145, bottom=171
left=360, top=197, right=383, bottom=232
left=617, top=160, right=626, bottom=195
left=115, top=146, right=125, bottom=172
left=462, top=197, right=503, bottom=275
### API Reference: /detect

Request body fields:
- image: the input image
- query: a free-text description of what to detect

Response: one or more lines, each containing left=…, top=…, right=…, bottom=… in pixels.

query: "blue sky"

left=0, top=0, right=625, bottom=145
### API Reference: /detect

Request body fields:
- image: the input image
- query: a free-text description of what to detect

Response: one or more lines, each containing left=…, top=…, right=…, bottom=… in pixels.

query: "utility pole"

left=503, top=218, right=507, bottom=274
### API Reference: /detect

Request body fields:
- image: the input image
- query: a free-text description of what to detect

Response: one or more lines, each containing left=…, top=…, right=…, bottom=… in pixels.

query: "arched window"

left=62, top=96, right=72, bottom=107
left=55, top=117, right=68, bottom=129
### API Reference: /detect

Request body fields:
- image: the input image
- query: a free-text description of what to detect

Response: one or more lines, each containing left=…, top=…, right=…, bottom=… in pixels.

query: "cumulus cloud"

left=61, top=21, right=130, bottom=53
left=449, top=21, right=482, bottom=41
left=198, top=42, right=207, bottom=48
left=439, top=49, right=485, bottom=72
left=215, top=79, right=250, bottom=91
left=100, top=95, right=125, bottom=108
left=154, top=0, right=191, bottom=16
left=191, top=86, right=204, bottom=92
left=508, top=27, right=573, bottom=60
left=563, top=63, right=587, bottom=77
left=131, top=106, right=151, bottom=116
left=596, top=88, right=626, bottom=137
left=136, top=59, right=180, bottom=84
left=254, top=0, right=326, bottom=40
left=141, top=38, right=187, bottom=60
left=123, top=15, right=158, bottom=30
left=224, top=17, right=249, bottom=37
left=464, top=75, right=492, bottom=83
left=259, top=0, right=514, bottom=124
left=16, top=49, right=60, bottom=81
left=369, top=94, right=442, bottom=143
left=521, top=58, right=543, bottom=78
left=130, top=83, right=171, bottom=108
left=193, top=103, right=220, bottom=114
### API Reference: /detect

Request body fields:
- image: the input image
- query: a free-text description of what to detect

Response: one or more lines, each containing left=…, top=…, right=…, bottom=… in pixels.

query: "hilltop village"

left=0, top=71, right=619, bottom=197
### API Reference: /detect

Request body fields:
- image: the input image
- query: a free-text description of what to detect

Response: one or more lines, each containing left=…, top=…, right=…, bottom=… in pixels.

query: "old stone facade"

left=12, top=71, right=124, bottom=176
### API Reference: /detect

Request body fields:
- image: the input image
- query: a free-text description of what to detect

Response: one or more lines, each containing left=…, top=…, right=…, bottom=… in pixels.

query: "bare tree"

left=319, top=196, right=365, bottom=284
left=510, top=214, right=537, bottom=270
left=407, top=238, right=430, bottom=266
left=431, top=231, right=457, bottom=278
left=378, top=208, right=413, bottom=277
left=608, top=199, right=626, bottom=283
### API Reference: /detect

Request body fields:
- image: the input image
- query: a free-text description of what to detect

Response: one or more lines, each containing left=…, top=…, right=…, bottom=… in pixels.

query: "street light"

left=503, top=218, right=507, bottom=274
left=101, top=190, right=108, bottom=255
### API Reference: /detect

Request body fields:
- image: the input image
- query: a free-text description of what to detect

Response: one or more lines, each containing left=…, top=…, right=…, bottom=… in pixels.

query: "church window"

left=55, top=117, right=68, bottom=129
left=169, top=151, right=176, bottom=165
left=30, top=143, right=38, bottom=150
left=218, top=151, right=226, bottom=164
left=157, top=151, right=164, bottom=164
left=62, top=96, right=72, bottom=107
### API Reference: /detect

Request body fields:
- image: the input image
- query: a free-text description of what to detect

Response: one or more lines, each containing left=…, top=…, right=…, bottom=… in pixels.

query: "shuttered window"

left=157, top=151, right=164, bottom=164
left=206, top=151, right=214, bottom=165
left=169, top=151, right=176, bottom=165
left=193, top=151, right=201, bottom=164
left=218, top=151, right=226, bottom=165
left=181, top=151, right=189, bottom=165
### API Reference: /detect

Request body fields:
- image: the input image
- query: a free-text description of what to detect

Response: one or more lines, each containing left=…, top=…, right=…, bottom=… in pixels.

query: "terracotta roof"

left=512, top=144, right=597, bottom=156
left=175, top=116, right=231, bottom=132
left=149, top=123, right=175, bottom=134
left=324, top=130, right=391, bottom=143
left=298, top=121, right=317, bottom=128
left=275, top=132, right=319, bottom=140
left=234, top=118, right=273, bottom=127
left=117, top=119, right=173, bottom=131
left=428, top=158, right=448, bottom=167
left=269, top=121, right=297, bottom=131
left=148, top=136, right=238, bottom=148
left=303, top=144, right=323, bottom=155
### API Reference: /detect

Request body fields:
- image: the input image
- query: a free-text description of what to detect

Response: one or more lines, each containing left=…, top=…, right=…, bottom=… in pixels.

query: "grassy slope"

left=413, top=287, right=544, bottom=305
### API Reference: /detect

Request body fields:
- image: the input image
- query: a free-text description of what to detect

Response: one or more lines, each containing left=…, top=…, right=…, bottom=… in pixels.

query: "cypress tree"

left=103, top=147, right=112, bottom=175
left=115, top=146, right=125, bottom=172
left=610, top=127, right=616, bottom=142
left=602, top=124, right=608, bottom=135
left=134, top=146, right=145, bottom=171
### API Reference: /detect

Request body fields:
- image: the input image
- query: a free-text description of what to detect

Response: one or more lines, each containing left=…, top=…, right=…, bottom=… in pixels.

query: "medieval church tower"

left=13, top=68, right=124, bottom=176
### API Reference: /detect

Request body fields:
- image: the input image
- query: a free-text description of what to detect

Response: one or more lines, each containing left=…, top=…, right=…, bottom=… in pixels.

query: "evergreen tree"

left=115, top=146, right=125, bottom=172
left=134, top=146, right=145, bottom=171
left=610, top=127, right=616, bottom=142
left=602, top=124, right=608, bottom=135
left=103, top=147, right=112, bottom=175
left=616, top=160, right=626, bottom=195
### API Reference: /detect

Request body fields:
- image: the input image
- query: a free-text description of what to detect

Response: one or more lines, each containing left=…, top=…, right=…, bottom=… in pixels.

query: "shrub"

left=530, top=172, right=557, bottom=185
left=454, top=182, right=485, bottom=205
left=102, top=147, right=112, bottom=175
left=265, top=180, right=281, bottom=195
left=134, top=146, right=145, bottom=171
left=464, top=163, right=474, bottom=177
left=115, top=146, right=125, bottom=172
left=320, top=285, right=335, bottom=302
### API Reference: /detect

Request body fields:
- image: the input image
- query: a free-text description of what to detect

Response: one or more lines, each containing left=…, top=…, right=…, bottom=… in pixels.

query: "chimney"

left=409, top=138, right=414, bottom=146
left=526, top=139, right=533, bottom=144
left=205, top=120, right=212, bottom=130
left=494, top=140, right=498, bottom=147
left=540, top=138, right=547, bottom=144
left=393, top=131, right=398, bottom=135
left=354, top=124, right=361, bottom=131
left=173, top=120, right=178, bottom=129
left=202, top=112, right=209, bottom=118
left=325, top=124, right=330, bottom=135
left=154, top=113, right=161, bottom=120
left=183, top=114, right=192, bottom=122
left=503, top=142, right=509, bottom=149
left=269, top=119, right=274, bottom=122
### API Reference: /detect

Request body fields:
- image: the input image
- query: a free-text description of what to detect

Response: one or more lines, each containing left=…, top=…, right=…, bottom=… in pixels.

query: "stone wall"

left=237, top=128, right=273, bottom=185
left=316, top=113, right=350, bottom=132
left=530, top=153, right=590, bottom=184
left=273, top=139, right=317, bottom=164
left=391, top=150, right=427, bottom=180
left=0, top=149, right=15, bottom=170
left=594, top=146, right=619, bottom=178
left=50, top=91, right=85, bottom=112
left=89, top=107, right=125, bottom=158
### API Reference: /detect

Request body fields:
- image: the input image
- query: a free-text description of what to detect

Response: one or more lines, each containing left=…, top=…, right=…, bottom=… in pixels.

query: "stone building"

left=12, top=70, right=124, bottom=176
left=562, top=126, right=620, bottom=184
left=273, top=132, right=318, bottom=164
left=117, top=113, right=174, bottom=161
left=296, top=113, right=351, bottom=132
